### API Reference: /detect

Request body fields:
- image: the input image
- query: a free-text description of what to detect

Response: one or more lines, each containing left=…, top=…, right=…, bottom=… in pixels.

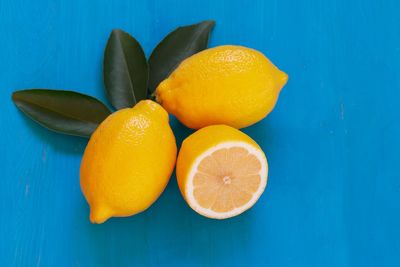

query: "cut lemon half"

left=176, top=125, right=268, bottom=219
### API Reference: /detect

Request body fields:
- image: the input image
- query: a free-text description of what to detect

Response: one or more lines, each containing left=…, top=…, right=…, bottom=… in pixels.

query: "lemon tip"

left=89, top=206, right=112, bottom=224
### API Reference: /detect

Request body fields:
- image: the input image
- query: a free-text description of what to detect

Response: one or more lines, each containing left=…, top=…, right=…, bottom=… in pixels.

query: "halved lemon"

left=176, top=125, right=268, bottom=219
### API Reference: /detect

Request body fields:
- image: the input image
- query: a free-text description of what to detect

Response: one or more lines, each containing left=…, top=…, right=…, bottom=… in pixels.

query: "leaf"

left=148, top=20, right=215, bottom=93
left=12, top=89, right=111, bottom=138
left=104, top=29, right=149, bottom=110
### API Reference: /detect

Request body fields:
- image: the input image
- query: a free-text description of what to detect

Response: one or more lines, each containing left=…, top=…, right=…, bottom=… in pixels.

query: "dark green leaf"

left=148, top=20, right=215, bottom=93
left=104, top=29, right=148, bottom=110
left=12, top=89, right=111, bottom=138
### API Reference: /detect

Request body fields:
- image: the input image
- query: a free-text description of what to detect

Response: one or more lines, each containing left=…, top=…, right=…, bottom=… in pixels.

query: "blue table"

left=1, top=0, right=399, bottom=266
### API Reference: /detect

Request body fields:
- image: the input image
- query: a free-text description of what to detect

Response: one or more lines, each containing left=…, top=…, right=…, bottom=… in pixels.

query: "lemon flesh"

left=176, top=125, right=268, bottom=219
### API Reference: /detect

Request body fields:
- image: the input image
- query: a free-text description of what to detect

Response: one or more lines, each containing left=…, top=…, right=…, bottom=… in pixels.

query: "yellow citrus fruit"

left=80, top=100, right=177, bottom=223
left=156, top=45, right=288, bottom=129
left=176, top=125, right=268, bottom=219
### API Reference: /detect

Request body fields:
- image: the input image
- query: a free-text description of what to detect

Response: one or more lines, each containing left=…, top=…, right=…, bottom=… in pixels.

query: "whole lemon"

left=80, top=100, right=177, bottom=223
left=155, top=45, right=288, bottom=129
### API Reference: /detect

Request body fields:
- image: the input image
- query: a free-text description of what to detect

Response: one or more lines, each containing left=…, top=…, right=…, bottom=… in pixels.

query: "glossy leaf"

left=12, top=89, right=111, bottom=138
left=104, top=29, right=148, bottom=109
left=148, top=20, right=215, bottom=93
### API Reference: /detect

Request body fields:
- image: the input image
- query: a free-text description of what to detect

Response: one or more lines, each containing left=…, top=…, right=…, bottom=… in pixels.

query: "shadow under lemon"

left=72, top=171, right=254, bottom=266
left=18, top=112, right=87, bottom=155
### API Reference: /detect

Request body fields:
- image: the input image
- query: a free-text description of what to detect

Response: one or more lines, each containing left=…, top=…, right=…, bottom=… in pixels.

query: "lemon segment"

left=176, top=125, right=268, bottom=219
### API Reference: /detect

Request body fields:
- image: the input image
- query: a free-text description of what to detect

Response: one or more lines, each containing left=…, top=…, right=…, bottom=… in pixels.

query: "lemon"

left=176, top=125, right=268, bottom=219
left=156, top=45, right=288, bottom=129
left=80, top=100, right=177, bottom=223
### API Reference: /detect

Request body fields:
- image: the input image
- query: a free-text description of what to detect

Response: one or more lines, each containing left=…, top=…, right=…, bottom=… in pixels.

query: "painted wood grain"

left=0, top=0, right=399, bottom=266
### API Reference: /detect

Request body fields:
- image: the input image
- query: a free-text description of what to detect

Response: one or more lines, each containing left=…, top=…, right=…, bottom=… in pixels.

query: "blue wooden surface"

left=1, top=0, right=399, bottom=266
